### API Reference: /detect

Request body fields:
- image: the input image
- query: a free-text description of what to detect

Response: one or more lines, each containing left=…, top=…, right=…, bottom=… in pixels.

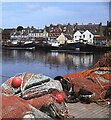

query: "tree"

left=17, top=26, right=23, bottom=31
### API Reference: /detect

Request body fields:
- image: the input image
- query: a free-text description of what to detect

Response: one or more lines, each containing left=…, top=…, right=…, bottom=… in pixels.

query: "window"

left=83, top=35, right=85, bottom=38
left=89, top=35, right=91, bottom=38
left=108, top=31, right=111, bottom=36
left=83, top=40, right=87, bottom=42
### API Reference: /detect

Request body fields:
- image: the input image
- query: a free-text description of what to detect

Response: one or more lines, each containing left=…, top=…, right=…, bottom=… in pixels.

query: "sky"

left=1, top=2, right=110, bottom=29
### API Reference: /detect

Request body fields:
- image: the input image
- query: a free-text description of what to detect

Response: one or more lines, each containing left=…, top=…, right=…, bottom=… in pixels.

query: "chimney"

left=99, top=22, right=103, bottom=36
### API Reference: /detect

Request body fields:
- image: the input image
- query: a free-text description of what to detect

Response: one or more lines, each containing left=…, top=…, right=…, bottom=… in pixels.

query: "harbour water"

left=2, top=49, right=105, bottom=83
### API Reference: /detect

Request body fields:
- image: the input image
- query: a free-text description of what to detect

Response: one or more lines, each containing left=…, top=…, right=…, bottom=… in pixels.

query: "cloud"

left=1, top=0, right=111, bottom=2
left=26, top=3, right=47, bottom=11
left=2, top=2, right=109, bottom=28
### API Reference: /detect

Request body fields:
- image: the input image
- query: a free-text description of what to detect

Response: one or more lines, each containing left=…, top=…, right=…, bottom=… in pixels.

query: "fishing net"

left=1, top=73, right=63, bottom=100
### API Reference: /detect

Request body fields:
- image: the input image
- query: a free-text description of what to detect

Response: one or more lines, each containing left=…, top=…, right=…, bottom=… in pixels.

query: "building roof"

left=65, top=34, right=72, bottom=40
left=75, top=24, right=106, bottom=35
left=2, top=29, right=15, bottom=34
left=31, top=29, right=44, bottom=33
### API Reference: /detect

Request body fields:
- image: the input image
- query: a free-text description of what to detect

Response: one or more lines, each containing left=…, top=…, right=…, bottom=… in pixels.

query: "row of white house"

left=73, top=30, right=94, bottom=44
left=11, top=29, right=94, bottom=45
left=47, top=30, right=94, bottom=47
left=11, top=29, right=48, bottom=39
left=52, top=30, right=94, bottom=46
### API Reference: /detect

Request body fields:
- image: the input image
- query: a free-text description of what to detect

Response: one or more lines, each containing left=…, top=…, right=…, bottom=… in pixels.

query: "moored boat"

left=2, top=40, right=35, bottom=50
left=59, top=42, right=111, bottom=52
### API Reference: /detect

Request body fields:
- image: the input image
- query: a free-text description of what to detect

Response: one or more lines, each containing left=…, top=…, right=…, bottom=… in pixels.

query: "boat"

left=58, top=42, right=111, bottom=52
left=2, top=40, right=35, bottom=50
left=47, top=40, right=60, bottom=50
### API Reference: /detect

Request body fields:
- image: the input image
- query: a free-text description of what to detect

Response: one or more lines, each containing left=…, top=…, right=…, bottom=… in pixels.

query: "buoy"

left=56, top=93, right=64, bottom=103
left=12, top=77, right=22, bottom=88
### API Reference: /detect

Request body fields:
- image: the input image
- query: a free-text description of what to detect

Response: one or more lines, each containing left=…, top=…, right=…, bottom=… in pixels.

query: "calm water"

left=2, top=49, right=105, bottom=83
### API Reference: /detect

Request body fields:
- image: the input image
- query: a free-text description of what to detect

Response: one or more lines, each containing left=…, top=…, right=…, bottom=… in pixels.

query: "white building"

left=73, top=31, right=82, bottom=43
left=73, top=30, right=94, bottom=44
left=10, top=30, right=29, bottom=40
left=82, top=30, right=94, bottom=44
left=29, top=29, right=48, bottom=38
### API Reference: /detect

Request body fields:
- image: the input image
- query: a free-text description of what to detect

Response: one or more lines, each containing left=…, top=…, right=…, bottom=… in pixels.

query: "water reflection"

left=2, top=49, right=104, bottom=83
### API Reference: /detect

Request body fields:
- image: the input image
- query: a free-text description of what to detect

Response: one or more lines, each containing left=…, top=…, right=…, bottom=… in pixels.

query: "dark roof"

left=35, top=37, right=46, bottom=41
left=14, top=32, right=21, bottom=35
left=45, top=23, right=107, bottom=35
left=2, top=29, right=15, bottom=34
left=31, top=29, right=44, bottom=33
left=22, top=31, right=28, bottom=35
left=65, top=34, right=72, bottom=40
left=45, top=24, right=66, bottom=33
left=74, top=24, right=106, bottom=35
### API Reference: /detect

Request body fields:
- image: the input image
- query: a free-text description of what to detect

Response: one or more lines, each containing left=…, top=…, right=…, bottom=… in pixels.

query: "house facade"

left=46, top=24, right=62, bottom=41
left=56, top=33, right=67, bottom=45
left=2, top=29, right=15, bottom=40
left=2, top=22, right=108, bottom=46
left=73, top=30, right=94, bottom=44
left=82, top=30, right=94, bottom=44
left=73, top=31, right=82, bottom=43
left=29, top=29, right=48, bottom=38
left=11, top=30, right=29, bottom=40
left=10, top=27, right=49, bottom=44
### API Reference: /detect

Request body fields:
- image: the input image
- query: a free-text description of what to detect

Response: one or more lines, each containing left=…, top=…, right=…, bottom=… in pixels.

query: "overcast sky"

left=1, top=2, right=110, bottom=28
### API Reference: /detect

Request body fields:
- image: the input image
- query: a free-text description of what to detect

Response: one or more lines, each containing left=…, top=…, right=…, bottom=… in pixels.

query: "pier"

left=67, top=102, right=109, bottom=118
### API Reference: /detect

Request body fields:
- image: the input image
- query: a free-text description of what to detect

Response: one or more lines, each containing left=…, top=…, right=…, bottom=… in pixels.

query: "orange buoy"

left=56, top=93, right=64, bottom=103
left=12, top=77, right=22, bottom=88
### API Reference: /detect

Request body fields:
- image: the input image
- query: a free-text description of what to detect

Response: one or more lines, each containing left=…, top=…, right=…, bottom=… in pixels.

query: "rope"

left=21, top=73, right=35, bottom=93
left=93, top=76, right=110, bottom=107
left=95, top=76, right=105, bottom=90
